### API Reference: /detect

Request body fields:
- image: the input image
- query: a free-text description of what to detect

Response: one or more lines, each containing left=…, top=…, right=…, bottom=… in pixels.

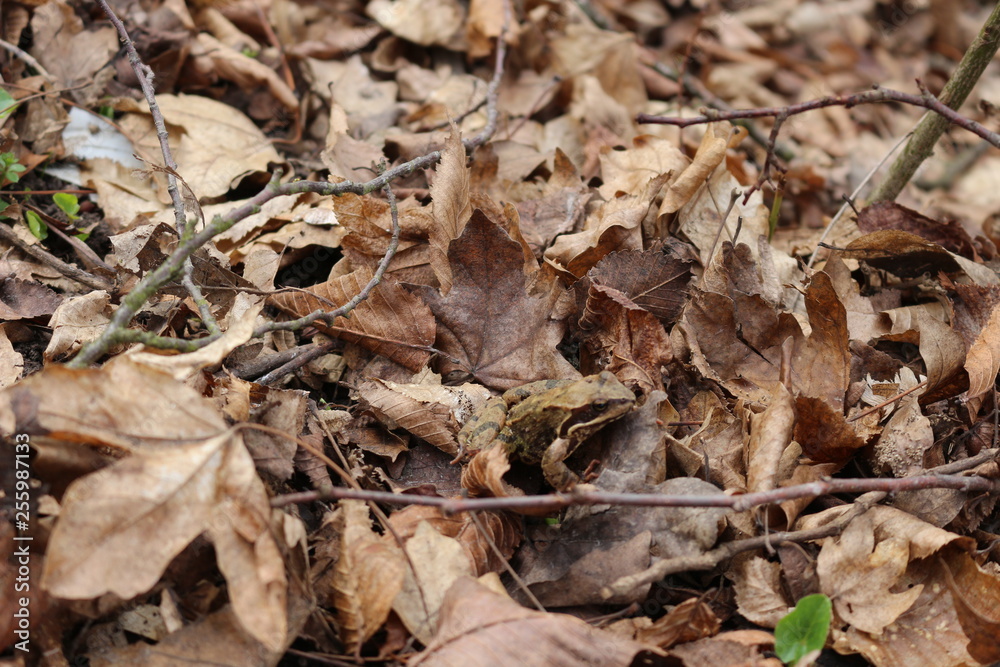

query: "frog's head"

left=559, top=371, right=635, bottom=441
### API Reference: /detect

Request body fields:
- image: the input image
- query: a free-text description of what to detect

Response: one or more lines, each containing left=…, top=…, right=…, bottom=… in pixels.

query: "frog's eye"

left=592, top=400, right=609, bottom=412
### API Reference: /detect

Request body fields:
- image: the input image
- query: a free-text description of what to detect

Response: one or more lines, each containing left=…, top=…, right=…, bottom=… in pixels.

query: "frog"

left=458, top=371, right=635, bottom=491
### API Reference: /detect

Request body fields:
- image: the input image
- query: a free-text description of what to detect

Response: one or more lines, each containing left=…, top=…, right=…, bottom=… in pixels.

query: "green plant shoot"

left=54, top=192, right=81, bottom=220
left=774, top=594, right=831, bottom=666
left=0, top=152, right=26, bottom=185
left=0, top=89, right=19, bottom=125
left=24, top=209, right=48, bottom=240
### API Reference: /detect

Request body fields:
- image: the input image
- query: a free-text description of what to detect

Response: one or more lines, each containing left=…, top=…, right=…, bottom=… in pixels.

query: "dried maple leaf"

left=419, top=211, right=577, bottom=389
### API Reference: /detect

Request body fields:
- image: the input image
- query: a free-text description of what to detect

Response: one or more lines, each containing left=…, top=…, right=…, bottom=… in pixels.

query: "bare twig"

left=67, top=3, right=510, bottom=368
left=637, top=85, right=1000, bottom=149
left=95, top=0, right=187, bottom=236
left=847, top=379, right=929, bottom=422
left=255, top=340, right=339, bottom=386
left=252, top=170, right=403, bottom=339
left=871, top=1, right=1000, bottom=202
left=270, top=472, right=999, bottom=511
left=0, top=38, right=55, bottom=83
left=602, top=494, right=876, bottom=598
left=0, top=223, right=113, bottom=292
left=643, top=60, right=794, bottom=161
left=95, top=0, right=222, bottom=337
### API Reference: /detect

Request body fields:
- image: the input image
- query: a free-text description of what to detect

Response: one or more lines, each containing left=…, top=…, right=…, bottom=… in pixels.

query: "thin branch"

left=0, top=223, right=113, bottom=292
left=847, top=379, right=929, bottom=422
left=252, top=175, right=403, bottom=339
left=255, top=340, right=339, bottom=386
left=66, top=6, right=510, bottom=368
left=270, top=471, right=999, bottom=512
left=602, top=493, right=876, bottom=598
left=0, top=38, right=55, bottom=82
left=637, top=85, right=1000, bottom=149
left=871, top=0, right=1000, bottom=202
left=643, top=60, right=795, bottom=161
left=95, top=0, right=187, bottom=237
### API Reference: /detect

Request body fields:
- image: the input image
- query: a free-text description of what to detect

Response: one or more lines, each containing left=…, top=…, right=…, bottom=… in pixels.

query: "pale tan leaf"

left=816, top=511, right=922, bottom=635
left=428, top=128, right=471, bottom=292
left=746, top=383, right=794, bottom=495
left=964, top=302, right=1000, bottom=399
left=732, top=557, right=790, bottom=628
left=331, top=500, right=405, bottom=651
left=659, top=122, right=733, bottom=215
left=392, top=521, right=475, bottom=643
left=41, top=428, right=290, bottom=650
left=387, top=505, right=522, bottom=576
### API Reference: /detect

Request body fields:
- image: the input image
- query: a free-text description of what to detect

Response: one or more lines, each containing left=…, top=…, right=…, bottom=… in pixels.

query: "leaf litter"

left=1, top=0, right=1000, bottom=665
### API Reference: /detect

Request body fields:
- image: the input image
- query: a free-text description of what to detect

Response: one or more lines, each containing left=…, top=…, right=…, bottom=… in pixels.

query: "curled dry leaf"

left=745, top=383, right=794, bottom=496
left=330, top=500, right=406, bottom=652
left=858, top=201, right=982, bottom=260
left=387, top=504, right=522, bottom=576
left=658, top=122, right=736, bottom=216
left=577, top=284, right=673, bottom=393
left=427, top=128, right=471, bottom=292
left=357, top=377, right=492, bottom=456
left=636, top=598, right=722, bottom=649
left=545, top=173, right=670, bottom=279
left=193, top=33, right=298, bottom=111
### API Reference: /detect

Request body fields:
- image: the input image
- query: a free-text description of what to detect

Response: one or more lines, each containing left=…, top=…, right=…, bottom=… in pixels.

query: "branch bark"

left=870, top=1, right=1000, bottom=202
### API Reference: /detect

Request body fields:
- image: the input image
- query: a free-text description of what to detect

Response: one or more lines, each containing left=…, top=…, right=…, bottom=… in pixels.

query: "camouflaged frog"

left=458, top=371, right=635, bottom=490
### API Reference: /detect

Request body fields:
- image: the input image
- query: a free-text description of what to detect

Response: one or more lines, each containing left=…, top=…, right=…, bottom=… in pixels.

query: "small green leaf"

left=774, top=594, right=831, bottom=666
left=53, top=192, right=80, bottom=219
left=74, top=231, right=90, bottom=242
left=0, top=88, right=19, bottom=124
left=1, top=151, right=26, bottom=184
left=0, top=200, right=10, bottom=219
left=25, top=209, right=48, bottom=240
left=98, top=105, right=115, bottom=119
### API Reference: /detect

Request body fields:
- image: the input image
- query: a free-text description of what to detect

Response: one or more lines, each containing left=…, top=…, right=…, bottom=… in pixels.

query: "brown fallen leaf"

left=357, top=377, right=492, bottom=457
left=41, top=429, right=293, bottom=651
left=330, top=500, right=405, bottom=652
left=410, top=577, right=655, bottom=666
left=270, top=265, right=435, bottom=372
left=636, top=597, right=722, bottom=649
left=816, top=511, right=922, bottom=635
left=387, top=504, right=522, bottom=577
left=420, top=212, right=577, bottom=388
